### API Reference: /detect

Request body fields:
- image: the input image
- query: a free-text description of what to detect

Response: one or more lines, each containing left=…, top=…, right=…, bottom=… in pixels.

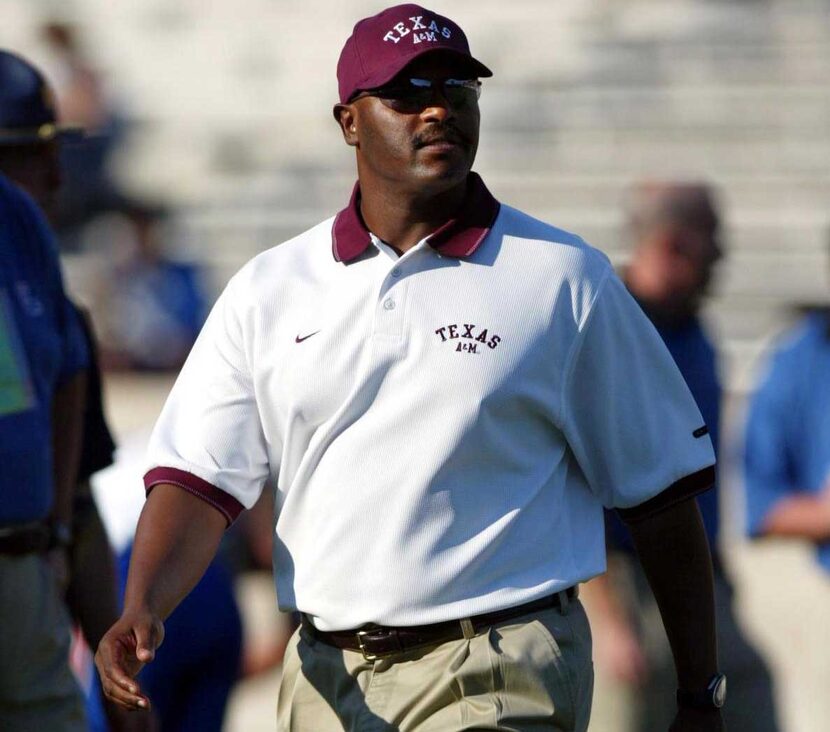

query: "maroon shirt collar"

left=331, top=172, right=500, bottom=263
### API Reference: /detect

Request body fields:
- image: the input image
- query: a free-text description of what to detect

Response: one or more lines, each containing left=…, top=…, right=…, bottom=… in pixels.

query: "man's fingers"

left=101, top=675, right=150, bottom=711
left=99, top=656, right=150, bottom=711
left=94, top=613, right=164, bottom=714
left=95, top=633, right=150, bottom=710
left=97, top=648, right=147, bottom=708
left=134, top=619, right=163, bottom=663
left=101, top=667, right=150, bottom=709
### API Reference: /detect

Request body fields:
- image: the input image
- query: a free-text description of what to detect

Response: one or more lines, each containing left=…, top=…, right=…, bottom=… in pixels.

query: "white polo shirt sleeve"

left=560, top=271, right=716, bottom=520
left=144, top=271, right=269, bottom=525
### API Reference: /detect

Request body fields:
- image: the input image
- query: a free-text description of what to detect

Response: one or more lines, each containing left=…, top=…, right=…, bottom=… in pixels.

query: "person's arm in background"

left=48, top=366, right=86, bottom=588
left=624, top=496, right=722, bottom=732
left=744, top=337, right=830, bottom=544
left=65, top=304, right=120, bottom=649
left=757, top=484, right=830, bottom=541
left=61, top=305, right=154, bottom=731
left=51, top=369, right=86, bottom=526
left=95, top=484, right=227, bottom=711
left=67, top=495, right=119, bottom=647
left=580, top=565, right=648, bottom=686
left=45, top=217, right=89, bottom=578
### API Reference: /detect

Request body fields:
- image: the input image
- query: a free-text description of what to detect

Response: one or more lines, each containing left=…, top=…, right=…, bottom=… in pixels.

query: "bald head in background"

left=624, top=183, right=723, bottom=325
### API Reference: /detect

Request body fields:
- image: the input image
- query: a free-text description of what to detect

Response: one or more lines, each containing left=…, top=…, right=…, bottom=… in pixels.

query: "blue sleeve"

left=743, top=349, right=798, bottom=537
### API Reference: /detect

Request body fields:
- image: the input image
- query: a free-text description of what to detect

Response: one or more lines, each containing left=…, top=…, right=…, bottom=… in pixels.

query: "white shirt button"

left=391, top=268, right=401, bottom=278
left=383, top=299, right=396, bottom=311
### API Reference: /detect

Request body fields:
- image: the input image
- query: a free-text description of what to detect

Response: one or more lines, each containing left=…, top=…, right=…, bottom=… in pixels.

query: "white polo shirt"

left=145, top=174, right=715, bottom=631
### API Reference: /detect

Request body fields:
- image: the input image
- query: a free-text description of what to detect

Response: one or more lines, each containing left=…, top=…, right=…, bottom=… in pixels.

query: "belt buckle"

left=356, top=630, right=380, bottom=661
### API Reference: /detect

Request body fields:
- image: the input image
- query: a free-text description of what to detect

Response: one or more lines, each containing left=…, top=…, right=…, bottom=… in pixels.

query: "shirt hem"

left=143, top=466, right=244, bottom=526
left=616, top=464, right=716, bottom=524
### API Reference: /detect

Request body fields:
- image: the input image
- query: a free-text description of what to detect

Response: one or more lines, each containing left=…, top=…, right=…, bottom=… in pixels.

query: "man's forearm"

left=125, top=484, right=227, bottom=620
left=626, top=497, right=718, bottom=690
left=760, top=493, right=830, bottom=542
left=51, top=370, right=87, bottom=525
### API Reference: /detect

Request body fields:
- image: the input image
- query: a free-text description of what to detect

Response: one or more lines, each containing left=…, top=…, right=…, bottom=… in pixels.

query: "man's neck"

left=358, top=176, right=468, bottom=255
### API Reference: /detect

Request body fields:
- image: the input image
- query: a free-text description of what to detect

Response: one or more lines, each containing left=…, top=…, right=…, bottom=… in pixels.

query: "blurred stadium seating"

left=3, top=0, right=828, bottom=392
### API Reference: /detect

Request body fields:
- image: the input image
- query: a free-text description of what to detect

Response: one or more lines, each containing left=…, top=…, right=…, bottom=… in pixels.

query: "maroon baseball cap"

left=337, top=4, right=492, bottom=103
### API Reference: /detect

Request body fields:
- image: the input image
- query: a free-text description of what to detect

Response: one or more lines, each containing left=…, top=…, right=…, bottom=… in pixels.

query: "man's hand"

left=95, top=609, right=164, bottom=711
left=670, top=707, right=725, bottom=731
left=94, top=483, right=226, bottom=710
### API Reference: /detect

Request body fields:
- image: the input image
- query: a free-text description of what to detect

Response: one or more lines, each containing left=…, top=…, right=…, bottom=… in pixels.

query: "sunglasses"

left=351, top=78, right=482, bottom=111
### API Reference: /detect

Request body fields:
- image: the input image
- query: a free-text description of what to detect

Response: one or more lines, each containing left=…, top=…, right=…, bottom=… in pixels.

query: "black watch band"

left=677, top=672, right=727, bottom=710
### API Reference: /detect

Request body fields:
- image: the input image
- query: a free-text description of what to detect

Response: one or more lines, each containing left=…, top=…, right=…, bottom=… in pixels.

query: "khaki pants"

left=278, top=599, right=594, bottom=731
left=0, top=554, right=87, bottom=732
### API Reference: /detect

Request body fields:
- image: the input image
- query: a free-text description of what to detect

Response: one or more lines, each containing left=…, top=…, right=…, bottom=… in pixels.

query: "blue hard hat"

left=0, top=49, right=82, bottom=145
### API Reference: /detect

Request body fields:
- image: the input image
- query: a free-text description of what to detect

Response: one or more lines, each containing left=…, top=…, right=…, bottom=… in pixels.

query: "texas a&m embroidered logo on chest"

left=435, top=323, right=502, bottom=354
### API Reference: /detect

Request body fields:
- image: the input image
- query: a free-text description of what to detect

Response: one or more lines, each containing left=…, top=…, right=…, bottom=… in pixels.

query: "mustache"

left=413, top=126, right=470, bottom=149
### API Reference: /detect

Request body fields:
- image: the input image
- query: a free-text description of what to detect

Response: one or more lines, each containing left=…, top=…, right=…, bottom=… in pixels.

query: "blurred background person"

left=88, top=203, right=208, bottom=372
left=742, top=237, right=830, bottom=722
left=0, top=49, right=242, bottom=732
left=38, top=19, right=133, bottom=250
left=0, top=49, right=90, bottom=732
left=582, top=182, right=780, bottom=732
left=32, top=20, right=209, bottom=370
left=0, top=48, right=152, bottom=732
left=743, top=239, right=830, bottom=564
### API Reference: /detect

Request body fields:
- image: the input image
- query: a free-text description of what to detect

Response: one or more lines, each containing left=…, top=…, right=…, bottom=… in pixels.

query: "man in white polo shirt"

left=96, top=5, right=725, bottom=730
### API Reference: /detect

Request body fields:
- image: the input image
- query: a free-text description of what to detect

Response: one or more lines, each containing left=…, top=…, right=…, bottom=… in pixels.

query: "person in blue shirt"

left=584, top=183, right=780, bottom=732
left=0, top=61, right=90, bottom=729
left=1, top=49, right=232, bottom=732
left=0, top=49, right=154, bottom=732
left=744, top=304, right=830, bottom=570
left=94, top=202, right=208, bottom=372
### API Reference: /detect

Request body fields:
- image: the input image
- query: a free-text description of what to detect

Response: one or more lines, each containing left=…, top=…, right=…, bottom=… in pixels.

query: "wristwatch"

left=677, top=673, right=727, bottom=710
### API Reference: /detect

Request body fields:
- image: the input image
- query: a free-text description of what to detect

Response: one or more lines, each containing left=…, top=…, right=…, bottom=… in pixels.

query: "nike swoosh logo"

left=295, top=331, right=320, bottom=343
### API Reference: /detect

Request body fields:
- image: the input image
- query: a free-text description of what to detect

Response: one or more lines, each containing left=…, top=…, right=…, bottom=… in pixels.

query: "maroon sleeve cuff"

left=616, top=464, right=716, bottom=525
left=143, top=467, right=245, bottom=526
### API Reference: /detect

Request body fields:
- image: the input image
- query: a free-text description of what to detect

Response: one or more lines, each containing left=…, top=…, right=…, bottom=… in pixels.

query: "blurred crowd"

left=1, top=14, right=829, bottom=732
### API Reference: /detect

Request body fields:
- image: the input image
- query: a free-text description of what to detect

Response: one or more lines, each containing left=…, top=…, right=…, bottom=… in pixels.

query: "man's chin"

left=413, top=159, right=473, bottom=189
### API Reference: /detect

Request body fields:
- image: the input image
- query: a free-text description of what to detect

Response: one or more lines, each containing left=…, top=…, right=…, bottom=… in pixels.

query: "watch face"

left=711, top=675, right=727, bottom=708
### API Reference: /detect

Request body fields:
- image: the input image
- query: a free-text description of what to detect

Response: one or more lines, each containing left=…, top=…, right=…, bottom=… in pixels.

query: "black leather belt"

left=302, top=586, right=579, bottom=661
left=0, top=522, right=51, bottom=556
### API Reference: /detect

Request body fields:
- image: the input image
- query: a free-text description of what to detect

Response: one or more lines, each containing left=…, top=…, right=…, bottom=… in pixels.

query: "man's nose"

left=420, top=86, right=455, bottom=121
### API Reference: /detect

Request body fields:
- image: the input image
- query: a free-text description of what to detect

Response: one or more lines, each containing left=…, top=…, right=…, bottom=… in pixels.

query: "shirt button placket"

left=374, top=265, right=408, bottom=338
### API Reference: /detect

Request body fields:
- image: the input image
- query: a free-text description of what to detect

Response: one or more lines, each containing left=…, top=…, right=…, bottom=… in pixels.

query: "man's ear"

left=333, top=103, right=358, bottom=147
